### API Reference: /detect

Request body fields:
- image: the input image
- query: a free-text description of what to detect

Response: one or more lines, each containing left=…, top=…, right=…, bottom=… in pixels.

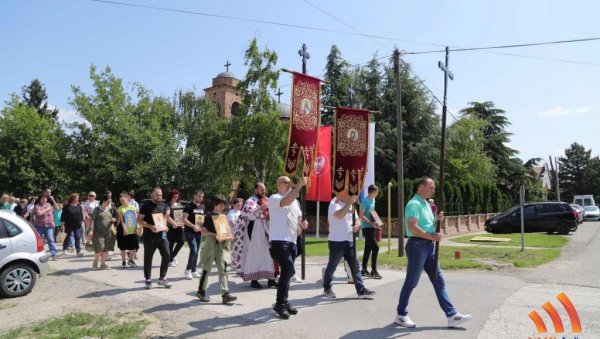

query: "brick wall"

left=304, top=213, right=497, bottom=237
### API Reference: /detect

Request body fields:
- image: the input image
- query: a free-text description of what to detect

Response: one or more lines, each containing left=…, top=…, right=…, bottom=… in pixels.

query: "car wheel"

left=0, top=263, right=37, bottom=298
left=500, top=224, right=512, bottom=234
left=556, top=223, right=570, bottom=235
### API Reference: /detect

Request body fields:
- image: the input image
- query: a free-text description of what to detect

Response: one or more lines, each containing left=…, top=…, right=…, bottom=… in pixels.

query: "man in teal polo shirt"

left=359, top=185, right=382, bottom=279
left=394, top=177, right=472, bottom=329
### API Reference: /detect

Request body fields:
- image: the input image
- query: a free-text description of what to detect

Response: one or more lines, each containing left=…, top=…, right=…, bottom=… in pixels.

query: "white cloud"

left=48, top=105, right=83, bottom=124
left=536, top=106, right=589, bottom=118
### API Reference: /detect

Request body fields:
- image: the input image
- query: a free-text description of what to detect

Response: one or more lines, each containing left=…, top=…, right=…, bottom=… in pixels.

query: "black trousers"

left=167, top=227, right=185, bottom=262
left=269, top=241, right=297, bottom=305
left=143, top=233, right=170, bottom=280
left=362, top=228, right=379, bottom=271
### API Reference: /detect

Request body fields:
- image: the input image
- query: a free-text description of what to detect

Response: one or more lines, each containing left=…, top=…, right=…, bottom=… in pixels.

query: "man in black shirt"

left=182, top=190, right=205, bottom=280
left=138, top=187, right=172, bottom=289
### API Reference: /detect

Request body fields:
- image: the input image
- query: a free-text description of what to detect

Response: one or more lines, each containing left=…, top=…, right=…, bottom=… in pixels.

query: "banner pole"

left=387, top=182, right=392, bottom=253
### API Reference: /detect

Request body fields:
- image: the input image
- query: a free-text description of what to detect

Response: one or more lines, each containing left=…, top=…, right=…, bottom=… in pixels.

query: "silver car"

left=0, top=211, right=50, bottom=298
left=584, top=205, right=600, bottom=221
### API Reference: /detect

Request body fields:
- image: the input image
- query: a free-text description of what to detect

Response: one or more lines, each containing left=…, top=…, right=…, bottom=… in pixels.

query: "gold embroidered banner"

left=284, top=72, right=322, bottom=180
left=333, top=107, right=370, bottom=196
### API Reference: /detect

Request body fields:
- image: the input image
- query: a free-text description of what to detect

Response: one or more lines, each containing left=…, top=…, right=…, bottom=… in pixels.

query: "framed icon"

left=171, top=206, right=185, bottom=227
left=123, top=209, right=137, bottom=234
left=213, top=214, right=233, bottom=242
left=370, top=210, right=384, bottom=228
left=195, top=214, right=205, bottom=228
left=152, top=213, right=168, bottom=232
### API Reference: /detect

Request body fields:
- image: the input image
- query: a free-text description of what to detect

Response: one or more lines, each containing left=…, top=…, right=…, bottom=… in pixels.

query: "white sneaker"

left=447, top=313, right=472, bottom=328
left=169, top=261, right=177, bottom=267
left=192, top=271, right=201, bottom=278
left=291, top=274, right=303, bottom=283
left=394, top=314, right=416, bottom=328
left=184, top=270, right=193, bottom=280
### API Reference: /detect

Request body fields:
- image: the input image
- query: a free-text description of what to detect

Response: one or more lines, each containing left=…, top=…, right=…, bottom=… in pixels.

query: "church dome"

left=216, top=71, right=237, bottom=79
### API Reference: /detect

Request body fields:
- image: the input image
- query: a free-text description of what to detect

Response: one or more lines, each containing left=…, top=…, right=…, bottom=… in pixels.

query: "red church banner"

left=305, top=126, right=332, bottom=202
left=284, top=72, right=322, bottom=180
left=333, top=107, right=370, bottom=196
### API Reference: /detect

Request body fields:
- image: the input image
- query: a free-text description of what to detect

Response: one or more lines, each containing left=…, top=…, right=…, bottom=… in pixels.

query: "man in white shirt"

left=268, top=176, right=309, bottom=319
left=323, top=192, right=376, bottom=299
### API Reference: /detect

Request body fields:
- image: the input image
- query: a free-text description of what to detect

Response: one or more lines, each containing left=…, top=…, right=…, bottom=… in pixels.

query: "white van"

left=573, top=195, right=596, bottom=207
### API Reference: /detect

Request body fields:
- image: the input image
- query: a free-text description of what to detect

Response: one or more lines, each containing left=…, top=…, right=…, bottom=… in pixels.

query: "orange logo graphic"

left=528, top=292, right=582, bottom=336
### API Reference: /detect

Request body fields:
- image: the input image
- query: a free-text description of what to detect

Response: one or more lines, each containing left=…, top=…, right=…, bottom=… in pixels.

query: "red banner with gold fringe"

left=284, top=72, right=322, bottom=180
left=333, top=107, right=370, bottom=196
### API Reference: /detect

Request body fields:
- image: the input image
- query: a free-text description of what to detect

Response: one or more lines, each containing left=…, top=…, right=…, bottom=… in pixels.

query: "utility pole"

left=555, top=156, right=561, bottom=201
left=393, top=49, right=405, bottom=257
left=434, top=46, right=454, bottom=280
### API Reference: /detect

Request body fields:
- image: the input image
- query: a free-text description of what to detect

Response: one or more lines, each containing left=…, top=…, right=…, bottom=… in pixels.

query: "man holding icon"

left=138, top=187, right=171, bottom=289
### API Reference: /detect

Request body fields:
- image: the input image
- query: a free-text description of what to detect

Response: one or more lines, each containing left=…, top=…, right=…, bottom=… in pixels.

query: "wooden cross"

left=224, top=60, right=231, bottom=72
left=276, top=88, right=284, bottom=103
left=298, top=43, right=310, bottom=74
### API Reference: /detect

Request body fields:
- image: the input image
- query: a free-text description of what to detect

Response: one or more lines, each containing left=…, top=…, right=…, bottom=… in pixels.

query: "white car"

left=0, top=211, right=50, bottom=298
left=583, top=206, right=600, bottom=221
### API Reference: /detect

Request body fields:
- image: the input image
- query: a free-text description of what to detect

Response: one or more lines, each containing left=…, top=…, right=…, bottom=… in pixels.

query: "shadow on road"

left=340, top=324, right=466, bottom=339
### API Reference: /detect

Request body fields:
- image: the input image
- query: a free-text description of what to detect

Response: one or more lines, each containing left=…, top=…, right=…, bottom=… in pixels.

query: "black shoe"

left=121, top=261, right=127, bottom=269
left=144, top=279, right=152, bottom=289
left=273, top=303, right=290, bottom=319
left=370, top=271, right=382, bottom=280
left=285, top=303, right=298, bottom=315
left=196, top=291, right=210, bottom=302
left=222, top=292, right=237, bottom=304
left=250, top=280, right=263, bottom=289
left=267, top=279, right=278, bottom=288
left=361, top=269, right=370, bottom=277
left=128, top=260, right=137, bottom=268
left=358, top=289, right=376, bottom=299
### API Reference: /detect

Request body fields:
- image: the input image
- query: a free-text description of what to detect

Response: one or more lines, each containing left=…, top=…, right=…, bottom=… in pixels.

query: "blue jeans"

left=323, top=241, right=366, bottom=294
left=397, top=238, right=456, bottom=317
left=64, top=228, right=83, bottom=252
left=36, top=226, right=57, bottom=256
left=269, top=241, right=297, bottom=305
left=185, top=230, right=201, bottom=272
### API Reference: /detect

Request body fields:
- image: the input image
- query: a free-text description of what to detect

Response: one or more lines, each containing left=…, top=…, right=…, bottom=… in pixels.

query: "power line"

left=91, top=0, right=600, bottom=67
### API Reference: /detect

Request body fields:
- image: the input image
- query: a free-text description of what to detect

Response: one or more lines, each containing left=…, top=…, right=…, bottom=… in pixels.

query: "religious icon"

left=370, top=211, right=384, bottom=228
left=213, top=214, right=233, bottom=242
left=151, top=213, right=167, bottom=232
left=302, top=98, right=312, bottom=115
left=171, top=206, right=185, bottom=227
left=195, top=214, right=205, bottom=228
left=347, top=128, right=359, bottom=142
left=123, top=209, right=137, bottom=234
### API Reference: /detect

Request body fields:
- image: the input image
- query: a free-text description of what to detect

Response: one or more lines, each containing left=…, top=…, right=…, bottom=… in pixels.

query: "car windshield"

left=584, top=206, right=599, bottom=211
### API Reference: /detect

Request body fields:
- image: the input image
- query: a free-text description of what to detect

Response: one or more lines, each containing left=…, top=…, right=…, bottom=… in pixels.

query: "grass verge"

left=449, top=232, right=569, bottom=248
left=305, top=237, right=563, bottom=269
left=0, top=312, right=149, bottom=339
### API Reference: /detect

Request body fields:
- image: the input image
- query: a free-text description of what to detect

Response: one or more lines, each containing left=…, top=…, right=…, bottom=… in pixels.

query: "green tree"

left=21, top=79, right=59, bottom=120
left=446, top=115, right=495, bottom=185
left=67, top=65, right=181, bottom=195
left=559, top=142, right=593, bottom=201
left=237, top=38, right=279, bottom=115
left=0, top=95, right=67, bottom=195
left=322, top=45, right=352, bottom=125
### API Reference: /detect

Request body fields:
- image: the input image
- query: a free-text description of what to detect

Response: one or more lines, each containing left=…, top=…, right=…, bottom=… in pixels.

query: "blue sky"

left=1, top=0, right=598, bottom=163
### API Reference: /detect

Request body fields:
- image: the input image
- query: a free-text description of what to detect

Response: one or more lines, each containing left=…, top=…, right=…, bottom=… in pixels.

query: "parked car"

left=573, top=194, right=595, bottom=207
left=0, top=211, right=50, bottom=298
left=485, top=202, right=578, bottom=235
left=583, top=205, right=600, bottom=221
left=570, top=204, right=585, bottom=223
